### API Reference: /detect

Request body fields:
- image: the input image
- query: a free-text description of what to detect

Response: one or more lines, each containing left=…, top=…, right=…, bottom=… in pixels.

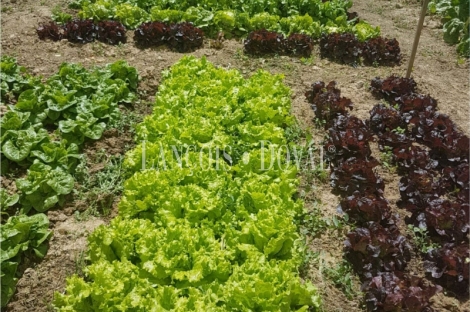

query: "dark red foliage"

left=369, top=104, right=406, bottom=134
left=439, top=162, right=469, bottom=193
left=96, top=21, right=127, bottom=45
left=134, top=22, right=204, bottom=52
left=305, top=81, right=326, bottom=103
left=368, top=103, right=414, bottom=152
left=393, top=145, right=438, bottom=172
left=455, top=186, right=470, bottom=203
left=330, top=157, right=384, bottom=196
left=410, top=111, right=470, bottom=163
left=338, top=191, right=391, bottom=223
left=423, top=198, right=469, bottom=242
left=167, top=22, right=204, bottom=52
left=345, top=222, right=411, bottom=278
left=362, top=37, right=401, bottom=66
left=320, top=34, right=401, bottom=66
left=456, top=185, right=470, bottom=204
left=440, top=162, right=469, bottom=204
left=37, top=20, right=127, bottom=45
left=424, top=243, right=469, bottom=294
left=285, top=33, right=314, bottom=57
left=397, top=93, right=437, bottom=117
left=364, top=272, right=441, bottom=312
left=37, top=22, right=64, bottom=41
left=370, top=75, right=417, bottom=99
left=243, top=30, right=313, bottom=57
left=134, top=22, right=168, bottom=47
left=398, top=169, right=441, bottom=205
left=307, top=79, right=445, bottom=309
left=319, top=33, right=362, bottom=64
left=63, top=19, right=96, bottom=43
left=326, top=115, right=373, bottom=160
left=244, top=29, right=285, bottom=55
left=369, top=77, right=437, bottom=119
left=377, top=131, right=412, bottom=151
left=305, top=81, right=353, bottom=126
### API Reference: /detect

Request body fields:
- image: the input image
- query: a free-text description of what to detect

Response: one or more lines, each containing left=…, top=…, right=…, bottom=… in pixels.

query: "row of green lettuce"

left=60, top=0, right=381, bottom=40
left=0, top=57, right=138, bottom=307
left=70, top=0, right=353, bottom=17
left=53, top=56, right=322, bottom=310
left=1, top=56, right=137, bottom=213
left=429, top=0, right=469, bottom=56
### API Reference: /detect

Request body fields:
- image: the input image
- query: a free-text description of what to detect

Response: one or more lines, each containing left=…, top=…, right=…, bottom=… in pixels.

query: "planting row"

left=1, top=57, right=138, bottom=212
left=305, top=81, right=441, bottom=310
left=319, top=33, right=401, bottom=65
left=244, top=30, right=314, bottom=57
left=37, top=19, right=401, bottom=66
left=67, top=0, right=376, bottom=38
left=70, top=0, right=353, bottom=20
left=369, top=75, right=469, bottom=294
left=37, top=20, right=205, bottom=52
left=244, top=30, right=401, bottom=66
left=53, top=56, right=321, bottom=310
left=37, top=20, right=126, bottom=45
left=0, top=57, right=138, bottom=307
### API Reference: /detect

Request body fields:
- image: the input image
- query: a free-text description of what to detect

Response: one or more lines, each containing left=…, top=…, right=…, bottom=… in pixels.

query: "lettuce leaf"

left=54, top=56, right=321, bottom=311
left=1, top=213, right=52, bottom=307
left=16, top=161, right=75, bottom=212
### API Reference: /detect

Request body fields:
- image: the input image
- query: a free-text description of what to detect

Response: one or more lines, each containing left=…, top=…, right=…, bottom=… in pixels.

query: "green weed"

left=407, top=225, right=440, bottom=253
left=300, top=56, right=315, bottom=65
left=323, top=260, right=362, bottom=300
left=380, top=145, right=395, bottom=171
left=73, top=154, right=125, bottom=219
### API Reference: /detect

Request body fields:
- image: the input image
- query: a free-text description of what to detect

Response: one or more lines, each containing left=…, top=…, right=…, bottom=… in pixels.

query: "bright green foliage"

left=0, top=57, right=140, bottom=308
left=43, top=61, right=137, bottom=126
left=0, top=213, right=52, bottom=307
left=72, top=0, right=351, bottom=18
left=0, top=57, right=138, bottom=216
left=118, top=156, right=234, bottom=226
left=54, top=259, right=225, bottom=311
left=77, top=0, right=115, bottom=20
left=250, top=12, right=281, bottom=32
left=213, top=10, right=238, bottom=35
left=0, top=111, right=49, bottom=164
left=130, top=57, right=292, bottom=166
left=16, top=161, right=75, bottom=213
left=54, top=56, right=321, bottom=311
left=115, top=3, right=150, bottom=28
left=0, top=56, right=40, bottom=102
left=1, top=58, right=138, bottom=160
left=89, top=218, right=234, bottom=285
left=429, top=0, right=470, bottom=56
left=29, top=140, right=81, bottom=171
left=150, top=7, right=184, bottom=23
left=73, top=0, right=379, bottom=40
left=352, top=21, right=380, bottom=42
left=0, top=190, right=19, bottom=214
left=59, top=113, right=107, bottom=145
left=280, top=15, right=322, bottom=36
left=52, top=6, right=73, bottom=24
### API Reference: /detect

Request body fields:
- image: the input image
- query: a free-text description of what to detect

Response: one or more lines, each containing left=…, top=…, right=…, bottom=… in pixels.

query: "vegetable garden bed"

left=1, top=0, right=469, bottom=311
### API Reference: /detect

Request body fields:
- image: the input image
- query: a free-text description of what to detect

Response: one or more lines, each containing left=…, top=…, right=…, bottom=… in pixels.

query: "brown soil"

left=6, top=216, right=105, bottom=312
left=1, top=0, right=469, bottom=311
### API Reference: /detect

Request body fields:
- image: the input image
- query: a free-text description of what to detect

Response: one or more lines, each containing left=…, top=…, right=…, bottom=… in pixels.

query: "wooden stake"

left=406, top=0, right=430, bottom=78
